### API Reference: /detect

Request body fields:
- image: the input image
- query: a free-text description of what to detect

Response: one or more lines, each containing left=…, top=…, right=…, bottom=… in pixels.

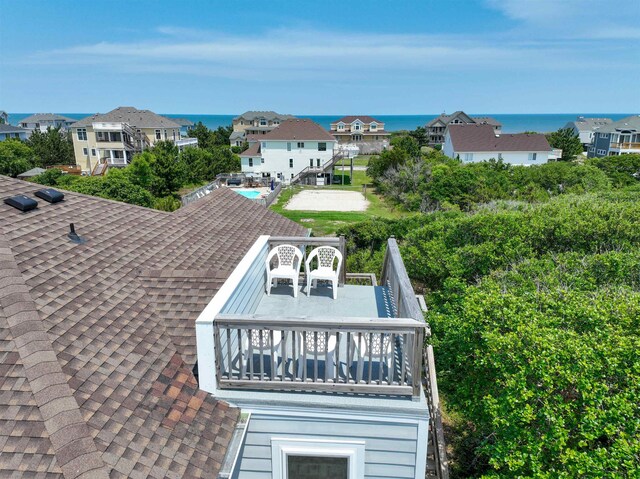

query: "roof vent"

left=35, top=188, right=64, bottom=203
left=68, top=223, right=86, bottom=244
left=4, top=194, right=38, bottom=212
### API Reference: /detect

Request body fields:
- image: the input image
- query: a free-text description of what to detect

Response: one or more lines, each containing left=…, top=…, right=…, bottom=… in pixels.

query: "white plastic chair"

left=266, top=245, right=303, bottom=297
left=296, top=330, right=338, bottom=380
left=305, top=246, right=342, bottom=299
left=354, top=333, right=394, bottom=383
left=241, top=329, right=282, bottom=379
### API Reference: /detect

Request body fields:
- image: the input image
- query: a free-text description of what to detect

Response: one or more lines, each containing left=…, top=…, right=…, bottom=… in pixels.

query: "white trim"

left=415, top=417, right=428, bottom=479
left=271, top=437, right=365, bottom=479
left=196, top=235, right=270, bottom=393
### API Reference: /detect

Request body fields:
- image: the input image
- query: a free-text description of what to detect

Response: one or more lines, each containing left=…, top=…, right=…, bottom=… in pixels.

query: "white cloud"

left=25, top=26, right=624, bottom=82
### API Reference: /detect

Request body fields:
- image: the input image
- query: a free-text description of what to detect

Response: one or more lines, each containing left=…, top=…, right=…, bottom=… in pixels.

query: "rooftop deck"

left=196, top=235, right=428, bottom=399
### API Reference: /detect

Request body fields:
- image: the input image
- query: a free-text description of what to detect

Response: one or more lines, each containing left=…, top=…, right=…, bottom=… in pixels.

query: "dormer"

left=370, top=122, right=378, bottom=131
left=259, top=118, right=268, bottom=127
left=337, top=122, right=346, bottom=131
left=352, top=120, right=363, bottom=131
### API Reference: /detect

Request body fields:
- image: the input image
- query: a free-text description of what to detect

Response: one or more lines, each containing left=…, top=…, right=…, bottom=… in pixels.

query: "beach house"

left=0, top=175, right=446, bottom=479
left=587, top=115, right=640, bottom=158
left=230, top=111, right=296, bottom=147
left=19, top=113, right=76, bottom=133
left=0, top=123, right=30, bottom=141
left=71, top=106, right=198, bottom=174
left=564, top=117, right=613, bottom=149
left=240, top=119, right=341, bottom=185
left=443, top=123, right=554, bottom=165
left=329, top=116, right=390, bottom=154
left=425, top=111, right=502, bottom=146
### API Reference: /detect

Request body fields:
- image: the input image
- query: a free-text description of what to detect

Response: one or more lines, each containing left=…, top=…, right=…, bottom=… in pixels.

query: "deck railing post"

left=338, top=235, right=346, bottom=287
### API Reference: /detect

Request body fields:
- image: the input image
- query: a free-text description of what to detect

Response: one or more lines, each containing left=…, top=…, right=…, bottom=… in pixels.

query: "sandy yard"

left=285, top=190, right=369, bottom=212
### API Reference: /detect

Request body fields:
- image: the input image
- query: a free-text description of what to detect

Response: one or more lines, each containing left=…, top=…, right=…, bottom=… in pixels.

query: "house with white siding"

left=19, top=113, right=76, bottom=133
left=564, top=116, right=613, bottom=148
left=240, top=119, right=338, bottom=184
left=443, top=124, right=554, bottom=165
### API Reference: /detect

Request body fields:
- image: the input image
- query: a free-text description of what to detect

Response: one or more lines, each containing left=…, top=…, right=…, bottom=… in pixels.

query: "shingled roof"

left=0, top=177, right=306, bottom=478
left=72, top=107, right=181, bottom=129
left=332, top=116, right=383, bottom=125
left=261, top=119, right=336, bottom=141
left=448, top=124, right=551, bottom=152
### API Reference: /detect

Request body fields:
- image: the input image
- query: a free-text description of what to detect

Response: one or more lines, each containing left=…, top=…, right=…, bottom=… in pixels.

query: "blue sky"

left=1, top=0, right=639, bottom=114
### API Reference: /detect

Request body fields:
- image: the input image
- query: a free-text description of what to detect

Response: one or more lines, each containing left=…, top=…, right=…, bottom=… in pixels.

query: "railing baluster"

left=346, top=332, right=352, bottom=383
left=389, top=333, right=396, bottom=385
left=324, top=332, right=329, bottom=382
left=302, top=331, right=308, bottom=381
left=259, top=330, right=264, bottom=380
left=292, top=332, right=297, bottom=381
left=313, top=331, right=318, bottom=382
left=379, top=332, right=384, bottom=385
left=270, top=330, right=275, bottom=381
left=335, top=331, right=341, bottom=383
left=281, top=330, right=286, bottom=381
left=248, top=329, right=254, bottom=380
left=224, top=328, right=231, bottom=379
left=367, top=333, right=373, bottom=384
left=401, top=333, right=407, bottom=386
left=356, top=332, right=363, bottom=383
left=237, top=328, right=243, bottom=379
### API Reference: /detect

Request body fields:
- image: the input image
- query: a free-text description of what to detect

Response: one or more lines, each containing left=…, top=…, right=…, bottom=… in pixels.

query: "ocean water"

left=7, top=112, right=635, bottom=134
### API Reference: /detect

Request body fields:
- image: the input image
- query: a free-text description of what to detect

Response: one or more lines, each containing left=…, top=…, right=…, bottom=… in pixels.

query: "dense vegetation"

left=367, top=136, right=639, bottom=212
left=340, top=149, right=640, bottom=478
left=0, top=127, right=75, bottom=176
left=30, top=140, right=240, bottom=211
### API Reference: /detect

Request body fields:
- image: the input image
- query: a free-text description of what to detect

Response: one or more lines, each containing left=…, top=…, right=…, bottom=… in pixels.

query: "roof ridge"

left=0, top=232, right=109, bottom=479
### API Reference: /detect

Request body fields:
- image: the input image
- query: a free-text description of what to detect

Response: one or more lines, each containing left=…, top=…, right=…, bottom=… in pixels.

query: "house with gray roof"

left=230, top=111, right=296, bottom=146
left=0, top=175, right=447, bottom=479
left=564, top=116, right=613, bottom=148
left=0, top=111, right=8, bottom=124
left=587, top=115, right=640, bottom=158
left=0, top=123, right=30, bottom=141
left=329, top=115, right=390, bottom=153
left=19, top=113, right=76, bottom=133
left=444, top=123, right=554, bottom=164
left=71, top=107, right=197, bottom=174
left=425, top=111, right=502, bottom=146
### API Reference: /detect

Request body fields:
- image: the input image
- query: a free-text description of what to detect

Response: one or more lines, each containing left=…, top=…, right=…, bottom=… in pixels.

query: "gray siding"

left=236, top=413, right=420, bottom=479
left=589, top=132, right=612, bottom=158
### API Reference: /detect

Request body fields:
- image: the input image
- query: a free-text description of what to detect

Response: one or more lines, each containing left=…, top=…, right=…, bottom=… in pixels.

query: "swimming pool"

left=234, top=189, right=262, bottom=199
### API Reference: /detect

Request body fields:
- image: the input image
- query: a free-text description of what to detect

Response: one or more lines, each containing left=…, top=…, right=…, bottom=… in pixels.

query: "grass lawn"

left=270, top=164, right=412, bottom=236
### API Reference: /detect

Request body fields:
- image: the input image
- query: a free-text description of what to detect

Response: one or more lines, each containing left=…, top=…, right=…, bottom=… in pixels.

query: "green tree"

left=0, top=139, right=36, bottom=177
left=547, top=127, right=583, bottom=161
left=408, top=126, right=428, bottom=147
left=26, top=127, right=75, bottom=167
left=125, top=152, right=154, bottom=189
left=149, top=141, right=185, bottom=197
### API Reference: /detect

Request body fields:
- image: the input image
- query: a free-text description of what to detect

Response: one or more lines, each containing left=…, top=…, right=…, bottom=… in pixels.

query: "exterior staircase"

left=289, top=152, right=345, bottom=185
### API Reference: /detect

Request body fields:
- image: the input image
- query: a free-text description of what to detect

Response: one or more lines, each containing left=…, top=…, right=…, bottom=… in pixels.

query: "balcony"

left=196, top=235, right=429, bottom=400
left=610, top=142, right=640, bottom=151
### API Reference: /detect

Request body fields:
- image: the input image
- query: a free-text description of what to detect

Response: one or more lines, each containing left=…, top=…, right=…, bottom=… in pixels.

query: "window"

left=318, top=142, right=327, bottom=151
left=82, top=147, right=88, bottom=156
left=337, top=123, right=345, bottom=131
left=91, top=148, right=96, bottom=157
left=260, top=119, right=267, bottom=126
left=289, top=159, right=294, bottom=168
left=271, top=438, right=364, bottom=479
left=528, top=152, right=537, bottom=161
left=297, top=142, right=305, bottom=148
left=597, top=149, right=607, bottom=155
left=13, top=133, right=20, bottom=138
left=370, top=123, right=377, bottom=131
left=498, top=153, right=503, bottom=160
left=163, top=129, right=167, bottom=140
left=464, top=153, right=474, bottom=161
left=261, top=158, right=265, bottom=164
left=261, top=142, right=267, bottom=150
left=601, top=133, right=609, bottom=139
left=172, top=130, right=176, bottom=140
left=248, top=158, right=253, bottom=167
left=287, top=142, right=291, bottom=151
left=317, top=158, right=321, bottom=168
left=310, top=159, right=314, bottom=167
left=353, top=123, right=361, bottom=131
left=77, top=128, right=87, bottom=141
left=155, top=130, right=161, bottom=140
left=35, top=123, right=40, bottom=128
